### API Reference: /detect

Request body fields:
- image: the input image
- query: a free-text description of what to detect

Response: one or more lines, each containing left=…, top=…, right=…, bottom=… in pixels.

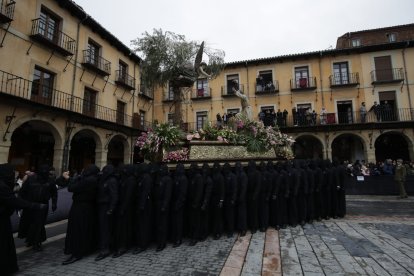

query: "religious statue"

left=232, top=83, right=252, bottom=120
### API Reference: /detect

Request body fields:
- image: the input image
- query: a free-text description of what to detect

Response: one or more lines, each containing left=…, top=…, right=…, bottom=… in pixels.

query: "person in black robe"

left=335, top=160, right=347, bottom=218
left=305, top=160, right=316, bottom=223
left=133, top=163, right=153, bottom=254
left=200, top=163, right=213, bottom=241
left=223, top=162, right=237, bottom=238
left=210, top=162, right=225, bottom=240
left=286, top=161, right=299, bottom=227
left=171, top=163, right=188, bottom=247
left=154, top=164, right=172, bottom=251
left=95, top=164, right=119, bottom=261
left=267, top=161, right=278, bottom=228
left=18, top=164, right=57, bottom=251
left=234, top=161, right=247, bottom=236
left=275, top=162, right=289, bottom=229
left=315, top=160, right=326, bottom=220
left=322, top=160, right=333, bottom=220
left=296, top=160, right=309, bottom=226
left=247, top=160, right=261, bottom=233
left=258, top=161, right=271, bottom=232
left=113, top=164, right=137, bottom=258
left=63, top=164, right=100, bottom=265
left=187, top=163, right=204, bottom=246
left=0, top=163, right=46, bottom=274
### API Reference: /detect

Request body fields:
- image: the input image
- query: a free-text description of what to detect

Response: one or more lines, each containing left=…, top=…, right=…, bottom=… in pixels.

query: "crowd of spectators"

left=344, top=159, right=414, bottom=177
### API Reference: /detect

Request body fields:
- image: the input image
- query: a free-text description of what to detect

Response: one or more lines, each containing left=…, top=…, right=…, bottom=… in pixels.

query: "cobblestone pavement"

left=15, top=196, right=414, bottom=275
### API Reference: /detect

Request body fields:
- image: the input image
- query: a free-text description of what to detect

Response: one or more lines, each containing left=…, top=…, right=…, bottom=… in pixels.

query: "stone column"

left=95, top=149, right=108, bottom=169
left=53, top=147, right=65, bottom=175
left=366, top=147, right=376, bottom=163
left=0, top=141, right=11, bottom=164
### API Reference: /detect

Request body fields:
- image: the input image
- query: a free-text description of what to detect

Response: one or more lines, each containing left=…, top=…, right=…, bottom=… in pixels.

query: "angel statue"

left=232, top=81, right=252, bottom=120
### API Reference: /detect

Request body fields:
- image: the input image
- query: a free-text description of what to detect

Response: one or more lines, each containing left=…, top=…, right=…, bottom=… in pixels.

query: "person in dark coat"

left=95, top=164, right=118, bottom=261
left=210, top=162, right=225, bottom=240
left=63, top=164, right=100, bottom=265
left=234, top=161, right=247, bottom=236
left=223, top=162, right=237, bottom=238
left=286, top=161, right=299, bottom=227
left=315, top=160, right=325, bottom=220
left=333, top=159, right=347, bottom=218
left=133, top=163, right=153, bottom=254
left=275, top=162, right=289, bottom=229
left=187, top=163, right=204, bottom=246
left=296, top=160, right=309, bottom=226
left=247, top=160, right=261, bottom=233
left=258, top=161, right=271, bottom=232
left=154, top=164, right=173, bottom=251
left=0, top=163, right=46, bottom=274
left=267, top=161, right=278, bottom=228
left=200, top=163, right=213, bottom=241
left=322, top=160, right=333, bottom=220
left=113, top=164, right=137, bottom=258
left=305, top=160, right=316, bottom=223
left=171, top=163, right=188, bottom=247
left=18, top=164, right=57, bottom=251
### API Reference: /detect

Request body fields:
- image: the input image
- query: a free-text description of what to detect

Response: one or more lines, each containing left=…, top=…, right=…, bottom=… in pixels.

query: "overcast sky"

left=73, top=0, right=414, bottom=62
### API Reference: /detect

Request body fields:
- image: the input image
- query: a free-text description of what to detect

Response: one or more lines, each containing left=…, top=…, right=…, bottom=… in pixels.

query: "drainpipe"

left=402, top=43, right=412, bottom=118
left=319, top=51, right=324, bottom=107
left=130, top=62, right=137, bottom=163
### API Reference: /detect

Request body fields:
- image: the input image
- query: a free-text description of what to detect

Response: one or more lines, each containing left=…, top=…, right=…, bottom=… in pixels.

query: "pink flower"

left=217, top=136, right=223, bottom=142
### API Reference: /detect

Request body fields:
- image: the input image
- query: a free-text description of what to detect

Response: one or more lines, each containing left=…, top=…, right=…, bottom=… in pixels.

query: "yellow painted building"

left=0, top=0, right=153, bottom=173
left=153, top=24, right=414, bottom=163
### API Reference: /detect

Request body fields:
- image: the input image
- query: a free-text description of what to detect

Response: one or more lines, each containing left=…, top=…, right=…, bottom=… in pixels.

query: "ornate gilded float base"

left=188, top=141, right=276, bottom=161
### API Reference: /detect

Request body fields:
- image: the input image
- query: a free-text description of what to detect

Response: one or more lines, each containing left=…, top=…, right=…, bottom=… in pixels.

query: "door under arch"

left=293, top=136, right=323, bottom=159
left=331, top=134, right=364, bottom=163
left=69, top=130, right=96, bottom=173
left=107, top=136, right=125, bottom=167
left=375, top=132, right=409, bottom=162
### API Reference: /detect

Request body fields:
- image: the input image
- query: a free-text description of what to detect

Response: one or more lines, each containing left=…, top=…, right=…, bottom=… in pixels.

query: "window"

left=227, top=108, right=240, bottom=117
left=118, top=60, right=128, bottom=80
left=196, top=111, right=208, bottom=130
left=351, top=38, right=361, bottom=47
left=196, top=78, right=209, bottom=97
left=166, top=83, right=174, bottom=100
left=87, top=39, right=100, bottom=66
left=256, top=70, right=273, bottom=92
left=333, top=62, right=349, bottom=85
left=39, top=7, right=60, bottom=42
left=226, top=74, right=239, bottom=94
left=31, top=66, right=54, bottom=105
left=140, top=110, right=145, bottom=128
left=83, top=88, right=97, bottom=117
left=261, top=106, right=274, bottom=112
left=387, top=33, right=396, bottom=42
left=167, top=113, right=174, bottom=125
left=116, top=101, right=126, bottom=125
left=295, top=66, right=309, bottom=88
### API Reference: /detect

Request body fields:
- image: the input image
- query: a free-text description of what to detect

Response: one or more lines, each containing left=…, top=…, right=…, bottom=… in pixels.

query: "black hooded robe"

left=171, top=163, right=188, bottom=245
left=223, top=163, right=237, bottom=237
left=235, top=162, right=248, bottom=235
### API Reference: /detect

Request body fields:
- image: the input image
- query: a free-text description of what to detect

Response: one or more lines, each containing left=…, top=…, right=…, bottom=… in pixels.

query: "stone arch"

left=8, top=119, right=64, bottom=173
left=293, top=134, right=324, bottom=159
left=374, top=131, right=413, bottom=162
left=331, top=133, right=366, bottom=163
left=107, top=134, right=131, bottom=166
left=69, top=128, right=102, bottom=173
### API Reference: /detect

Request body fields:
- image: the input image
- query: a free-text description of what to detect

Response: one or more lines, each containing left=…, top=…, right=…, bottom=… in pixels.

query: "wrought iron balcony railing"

left=138, top=84, right=154, bottom=100
left=0, top=0, right=15, bottom=23
left=329, top=72, right=359, bottom=87
left=163, top=90, right=175, bottom=102
left=255, top=80, right=279, bottom=94
left=290, top=77, right=317, bottom=91
left=30, top=18, right=76, bottom=56
left=115, top=70, right=135, bottom=90
left=191, top=87, right=212, bottom=100
left=370, top=68, right=404, bottom=84
left=0, top=69, right=151, bottom=130
left=81, top=50, right=111, bottom=76
left=221, top=84, right=245, bottom=97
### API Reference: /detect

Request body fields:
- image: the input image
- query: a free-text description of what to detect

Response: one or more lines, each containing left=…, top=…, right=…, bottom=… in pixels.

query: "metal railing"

left=191, top=87, right=212, bottom=99
left=30, top=18, right=76, bottom=55
left=138, top=84, right=154, bottom=99
left=0, top=69, right=145, bottom=129
left=163, top=90, right=174, bottom=101
left=0, top=0, right=15, bottom=22
left=255, top=80, right=279, bottom=94
left=221, top=84, right=245, bottom=96
left=370, top=68, right=404, bottom=83
left=329, top=72, right=359, bottom=86
left=115, top=70, right=135, bottom=90
left=82, top=50, right=111, bottom=75
left=290, top=77, right=317, bottom=90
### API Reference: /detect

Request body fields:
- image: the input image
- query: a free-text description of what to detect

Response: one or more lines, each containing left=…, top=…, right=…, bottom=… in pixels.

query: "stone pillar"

left=325, top=148, right=332, bottom=160
left=366, top=147, right=376, bottom=163
left=95, top=149, right=108, bottom=169
left=53, top=147, right=65, bottom=175
left=0, top=142, right=11, bottom=164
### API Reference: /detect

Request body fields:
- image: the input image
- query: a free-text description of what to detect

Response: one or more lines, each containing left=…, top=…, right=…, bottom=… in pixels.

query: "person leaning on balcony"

left=369, top=101, right=381, bottom=122
left=360, top=102, right=367, bottom=123
left=394, top=159, right=408, bottom=199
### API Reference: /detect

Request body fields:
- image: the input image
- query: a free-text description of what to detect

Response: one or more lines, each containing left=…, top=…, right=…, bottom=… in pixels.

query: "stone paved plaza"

left=14, top=197, right=414, bottom=275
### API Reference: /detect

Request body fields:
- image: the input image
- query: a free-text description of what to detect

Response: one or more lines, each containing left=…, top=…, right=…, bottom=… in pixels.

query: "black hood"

left=284, top=161, right=292, bottom=171
left=235, top=161, right=243, bottom=173
left=136, top=163, right=150, bottom=176
left=259, top=161, right=267, bottom=171
left=121, top=164, right=135, bottom=177
left=159, top=164, right=169, bottom=177
left=248, top=160, right=256, bottom=172
left=101, top=164, right=115, bottom=181
left=267, top=161, right=274, bottom=171
left=188, top=163, right=199, bottom=177
left=82, top=164, right=100, bottom=177
left=324, top=159, right=332, bottom=168
left=150, top=163, right=160, bottom=175
left=0, top=163, right=15, bottom=189
left=308, top=160, right=317, bottom=170
left=223, top=162, right=231, bottom=175
left=175, top=163, right=185, bottom=176
left=212, top=162, right=221, bottom=174
left=293, top=159, right=301, bottom=169
left=202, top=163, right=210, bottom=176
left=38, top=164, right=50, bottom=181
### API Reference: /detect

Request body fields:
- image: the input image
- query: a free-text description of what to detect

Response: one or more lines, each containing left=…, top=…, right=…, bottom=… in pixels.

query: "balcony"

left=81, top=50, right=111, bottom=76
left=290, top=77, right=317, bottom=91
left=0, top=0, right=15, bottom=23
left=30, top=18, right=76, bottom=56
left=0, top=69, right=150, bottom=130
left=115, top=70, right=135, bottom=90
left=371, top=68, right=404, bottom=84
left=221, top=84, right=245, bottom=97
left=255, top=80, right=279, bottom=94
left=138, top=84, right=153, bottom=100
left=329, top=72, right=359, bottom=88
left=163, top=91, right=174, bottom=102
left=191, top=87, right=212, bottom=100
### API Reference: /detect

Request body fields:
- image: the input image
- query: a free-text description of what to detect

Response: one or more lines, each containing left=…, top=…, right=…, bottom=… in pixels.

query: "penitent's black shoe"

left=62, top=255, right=82, bottom=265
left=156, top=245, right=165, bottom=252
left=189, top=240, right=197, bottom=246
left=172, top=241, right=181, bottom=248
left=95, top=252, right=110, bottom=261
left=132, top=248, right=144, bottom=255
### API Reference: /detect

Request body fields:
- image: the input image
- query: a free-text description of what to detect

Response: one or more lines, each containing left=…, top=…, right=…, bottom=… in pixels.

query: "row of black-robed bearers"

left=59, top=159, right=346, bottom=265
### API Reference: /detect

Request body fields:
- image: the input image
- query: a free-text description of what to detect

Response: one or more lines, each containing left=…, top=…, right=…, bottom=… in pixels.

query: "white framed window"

left=294, top=66, right=309, bottom=88
left=387, top=33, right=396, bottom=42
left=167, top=113, right=174, bottom=124
left=352, top=38, right=361, bottom=47
left=226, top=74, right=240, bottom=94
left=196, top=111, right=208, bottom=130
